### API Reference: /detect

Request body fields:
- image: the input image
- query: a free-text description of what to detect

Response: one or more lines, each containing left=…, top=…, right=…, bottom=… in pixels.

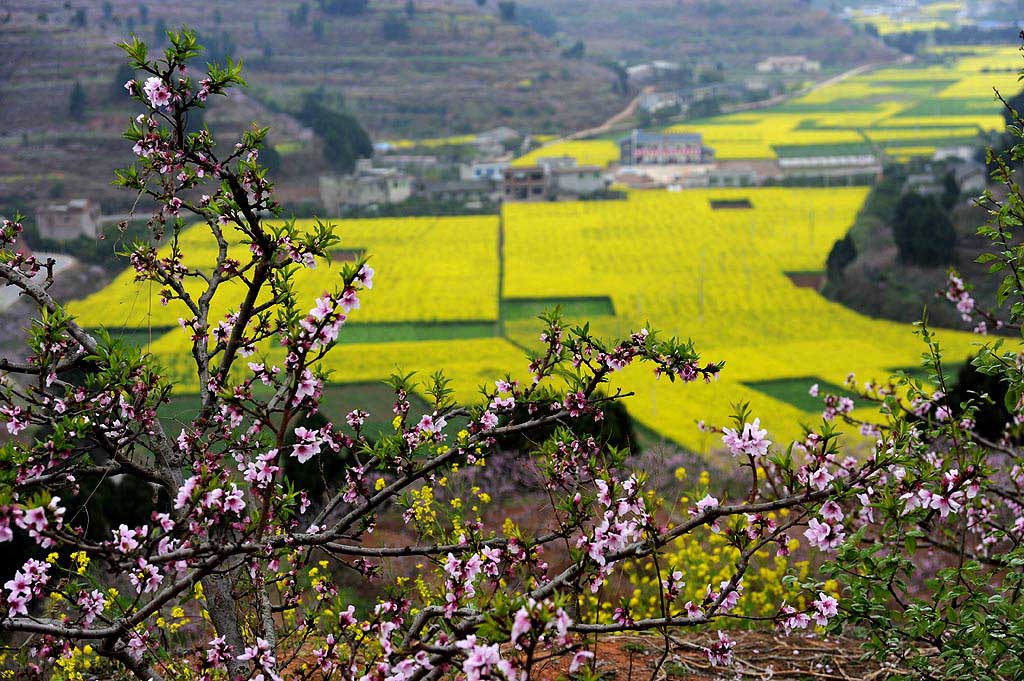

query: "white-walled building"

left=35, top=199, right=100, bottom=241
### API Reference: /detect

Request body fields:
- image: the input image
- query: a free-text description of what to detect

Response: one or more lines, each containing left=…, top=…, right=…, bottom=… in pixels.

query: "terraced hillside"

left=0, top=0, right=622, bottom=209
left=520, top=45, right=1016, bottom=165
left=519, top=0, right=892, bottom=69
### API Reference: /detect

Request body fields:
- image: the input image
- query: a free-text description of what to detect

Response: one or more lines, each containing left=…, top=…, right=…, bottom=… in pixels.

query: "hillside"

left=0, top=0, right=623, bottom=211
left=521, top=0, right=895, bottom=70
left=824, top=178, right=1005, bottom=332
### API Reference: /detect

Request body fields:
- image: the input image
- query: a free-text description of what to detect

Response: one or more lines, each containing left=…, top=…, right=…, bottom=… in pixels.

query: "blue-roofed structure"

left=619, top=129, right=715, bottom=165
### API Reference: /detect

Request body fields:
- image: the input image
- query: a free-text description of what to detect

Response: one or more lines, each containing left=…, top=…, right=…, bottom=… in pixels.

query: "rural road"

left=544, top=54, right=914, bottom=147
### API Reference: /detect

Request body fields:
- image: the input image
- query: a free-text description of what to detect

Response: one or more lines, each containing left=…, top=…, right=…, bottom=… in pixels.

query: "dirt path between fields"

left=547, top=54, right=914, bottom=148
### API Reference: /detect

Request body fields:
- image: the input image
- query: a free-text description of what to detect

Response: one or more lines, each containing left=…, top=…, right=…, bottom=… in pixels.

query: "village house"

left=933, top=145, right=977, bottom=163
left=501, top=159, right=610, bottom=202
left=625, top=60, right=682, bottom=84
left=549, top=165, right=609, bottom=196
left=319, top=160, right=412, bottom=213
left=755, top=55, right=821, bottom=74
left=952, top=161, right=987, bottom=195
left=502, top=166, right=549, bottom=202
left=35, top=199, right=100, bottom=241
left=474, top=127, right=519, bottom=157
left=415, top=179, right=500, bottom=206
left=459, top=159, right=511, bottom=182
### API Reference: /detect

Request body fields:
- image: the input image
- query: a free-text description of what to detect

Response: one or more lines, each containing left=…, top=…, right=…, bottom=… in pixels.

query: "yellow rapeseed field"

left=78, top=189, right=980, bottom=454
left=501, top=189, right=979, bottom=449
left=511, top=140, right=621, bottom=168
left=507, top=46, right=1014, bottom=165
left=71, top=48, right=1012, bottom=455
left=70, top=215, right=500, bottom=329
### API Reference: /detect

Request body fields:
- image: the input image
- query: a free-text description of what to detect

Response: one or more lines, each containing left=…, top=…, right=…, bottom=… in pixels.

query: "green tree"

left=260, top=142, right=283, bottom=175
left=298, top=92, right=373, bottom=173
left=892, top=191, right=957, bottom=266
left=288, top=2, right=309, bottom=27
left=380, top=12, right=410, bottom=41
left=405, top=0, right=415, bottom=17
left=138, top=3, right=148, bottom=24
left=68, top=81, right=87, bottom=120
left=71, top=7, right=87, bottom=28
left=498, top=0, right=516, bottom=21
left=561, top=40, right=585, bottom=59
left=112, top=62, right=135, bottom=100
left=604, top=60, right=629, bottom=96
left=319, top=0, right=369, bottom=15
left=941, top=169, right=959, bottom=210
left=826, top=233, right=857, bottom=281
left=154, top=17, right=168, bottom=45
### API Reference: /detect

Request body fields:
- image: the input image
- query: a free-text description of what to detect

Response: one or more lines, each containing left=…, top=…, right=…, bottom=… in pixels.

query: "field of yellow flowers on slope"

left=517, top=45, right=1014, bottom=166
left=70, top=215, right=500, bottom=329
left=502, top=188, right=980, bottom=450
left=73, top=186, right=983, bottom=454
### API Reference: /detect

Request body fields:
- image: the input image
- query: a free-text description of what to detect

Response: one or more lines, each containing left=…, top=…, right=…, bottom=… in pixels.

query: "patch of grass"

left=710, top=199, right=752, bottom=210
left=501, top=296, right=615, bottom=321
left=338, top=321, right=497, bottom=344
left=158, top=383, right=433, bottom=440
left=773, top=142, right=875, bottom=158
left=889, top=363, right=963, bottom=383
left=95, top=327, right=174, bottom=349
left=779, top=100, right=898, bottom=114
left=897, top=98, right=1000, bottom=117
left=745, top=377, right=854, bottom=412
left=316, top=382, right=433, bottom=437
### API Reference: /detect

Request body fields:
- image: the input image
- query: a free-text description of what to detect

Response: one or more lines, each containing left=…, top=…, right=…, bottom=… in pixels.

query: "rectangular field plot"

left=744, top=378, right=854, bottom=413
left=501, top=296, right=616, bottom=321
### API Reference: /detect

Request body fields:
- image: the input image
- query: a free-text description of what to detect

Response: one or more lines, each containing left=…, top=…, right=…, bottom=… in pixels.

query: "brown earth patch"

left=533, top=631, right=894, bottom=681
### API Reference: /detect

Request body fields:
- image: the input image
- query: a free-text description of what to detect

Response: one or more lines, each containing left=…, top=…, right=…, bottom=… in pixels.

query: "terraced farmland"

left=66, top=46, right=1011, bottom=454
left=517, top=45, right=1016, bottom=166
left=70, top=187, right=979, bottom=454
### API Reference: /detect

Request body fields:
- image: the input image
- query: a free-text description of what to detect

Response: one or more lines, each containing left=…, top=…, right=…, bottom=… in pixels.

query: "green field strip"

left=772, top=142, right=876, bottom=158
left=744, top=377, right=855, bottom=413
left=94, top=320, right=498, bottom=347
left=774, top=101, right=896, bottom=115
left=896, top=98, right=1004, bottom=117
left=877, top=136, right=980, bottom=148
left=159, top=382, right=433, bottom=440
left=336, top=321, right=498, bottom=344
left=887, top=363, right=964, bottom=382
left=501, top=296, right=616, bottom=321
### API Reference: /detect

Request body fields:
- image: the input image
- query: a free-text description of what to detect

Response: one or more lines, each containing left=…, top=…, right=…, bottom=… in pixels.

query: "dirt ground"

left=534, top=630, right=894, bottom=681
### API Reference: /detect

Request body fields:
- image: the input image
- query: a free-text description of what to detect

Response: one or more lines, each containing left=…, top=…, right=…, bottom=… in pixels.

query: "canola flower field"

left=71, top=215, right=500, bottom=330
left=517, top=45, right=1014, bottom=166
left=68, top=45, right=1005, bottom=454
left=501, top=189, right=978, bottom=449
left=71, top=188, right=979, bottom=454
left=847, top=1, right=963, bottom=36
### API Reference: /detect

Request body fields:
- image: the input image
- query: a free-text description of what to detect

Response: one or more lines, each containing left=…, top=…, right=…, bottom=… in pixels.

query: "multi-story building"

left=619, top=130, right=714, bottom=165
left=755, top=55, right=821, bottom=74
left=501, top=160, right=610, bottom=202
left=35, top=199, right=100, bottom=241
left=502, top=166, right=548, bottom=201
left=549, top=165, right=609, bottom=196
left=459, top=160, right=510, bottom=182
left=319, top=160, right=413, bottom=213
